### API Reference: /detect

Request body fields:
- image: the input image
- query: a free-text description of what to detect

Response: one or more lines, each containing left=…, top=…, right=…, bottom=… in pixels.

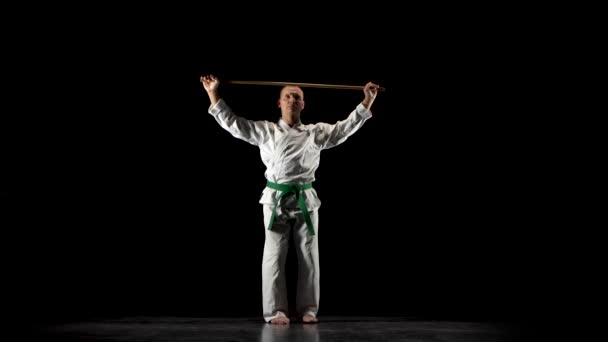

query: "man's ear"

left=277, top=99, right=281, bottom=108
left=301, top=100, right=305, bottom=110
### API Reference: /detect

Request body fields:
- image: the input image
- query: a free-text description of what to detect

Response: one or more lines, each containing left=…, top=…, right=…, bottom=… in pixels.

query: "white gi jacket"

left=209, top=99, right=372, bottom=211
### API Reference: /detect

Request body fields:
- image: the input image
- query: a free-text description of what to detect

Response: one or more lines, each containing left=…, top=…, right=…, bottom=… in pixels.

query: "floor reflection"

left=259, top=323, right=320, bottom=342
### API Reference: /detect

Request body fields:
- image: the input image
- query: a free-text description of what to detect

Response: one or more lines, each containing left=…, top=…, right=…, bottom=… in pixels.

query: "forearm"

left=207, top=90, right=220, bottom=106
left=361, top=97, right=374, bottom=110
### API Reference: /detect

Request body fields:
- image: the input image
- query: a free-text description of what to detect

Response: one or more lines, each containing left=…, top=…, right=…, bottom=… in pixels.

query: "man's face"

left=278, top=86, right=305, bottom=118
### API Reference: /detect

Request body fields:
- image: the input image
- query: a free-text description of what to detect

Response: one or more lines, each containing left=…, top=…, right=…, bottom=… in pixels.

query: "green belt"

left=266, top=180, right=315, bottom=235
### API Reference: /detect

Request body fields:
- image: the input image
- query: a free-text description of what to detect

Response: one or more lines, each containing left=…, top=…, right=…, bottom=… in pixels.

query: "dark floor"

left=30, top=316, right=531, bottom=341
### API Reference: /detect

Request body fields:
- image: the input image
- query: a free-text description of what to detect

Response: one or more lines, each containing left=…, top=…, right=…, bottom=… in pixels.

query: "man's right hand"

left=200, top=75, right=219, bottom=92
left=201, top=75, right=220, bottom=106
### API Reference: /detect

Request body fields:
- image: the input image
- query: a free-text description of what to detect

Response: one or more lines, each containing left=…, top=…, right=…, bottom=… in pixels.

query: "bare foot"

left=270, top=317, right=290, bottom=325
left=302, top=315, right=318, bottom=323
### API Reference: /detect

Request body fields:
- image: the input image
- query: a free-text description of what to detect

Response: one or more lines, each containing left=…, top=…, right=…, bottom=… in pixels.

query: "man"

left=201, top=75, right=379, bottom=324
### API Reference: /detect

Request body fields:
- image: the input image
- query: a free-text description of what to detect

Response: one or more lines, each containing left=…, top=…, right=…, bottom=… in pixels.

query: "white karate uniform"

left=209, top=99, right=372, bottom=321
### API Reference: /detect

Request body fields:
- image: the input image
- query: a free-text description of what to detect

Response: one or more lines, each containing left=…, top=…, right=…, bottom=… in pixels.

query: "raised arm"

left=201, top=74, right=271, bottom=146
left=314, top=82, right=380, bottom=150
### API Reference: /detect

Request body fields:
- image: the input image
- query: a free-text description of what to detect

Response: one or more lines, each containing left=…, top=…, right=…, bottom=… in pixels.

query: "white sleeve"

left=313, top=103, right=372, bottom=150
left=209, top=99, right=272, bottom=146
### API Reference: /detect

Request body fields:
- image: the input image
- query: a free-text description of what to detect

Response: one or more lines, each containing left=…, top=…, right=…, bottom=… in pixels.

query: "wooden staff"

left=224, top=80, right=386, bottom=91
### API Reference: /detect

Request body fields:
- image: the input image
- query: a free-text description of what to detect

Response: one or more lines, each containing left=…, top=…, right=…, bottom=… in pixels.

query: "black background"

left=27, top=7, right=555, bottom=327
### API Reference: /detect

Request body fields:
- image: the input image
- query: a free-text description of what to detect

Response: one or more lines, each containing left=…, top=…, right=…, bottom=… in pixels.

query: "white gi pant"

left=262, top=202, right=320, bottom=322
